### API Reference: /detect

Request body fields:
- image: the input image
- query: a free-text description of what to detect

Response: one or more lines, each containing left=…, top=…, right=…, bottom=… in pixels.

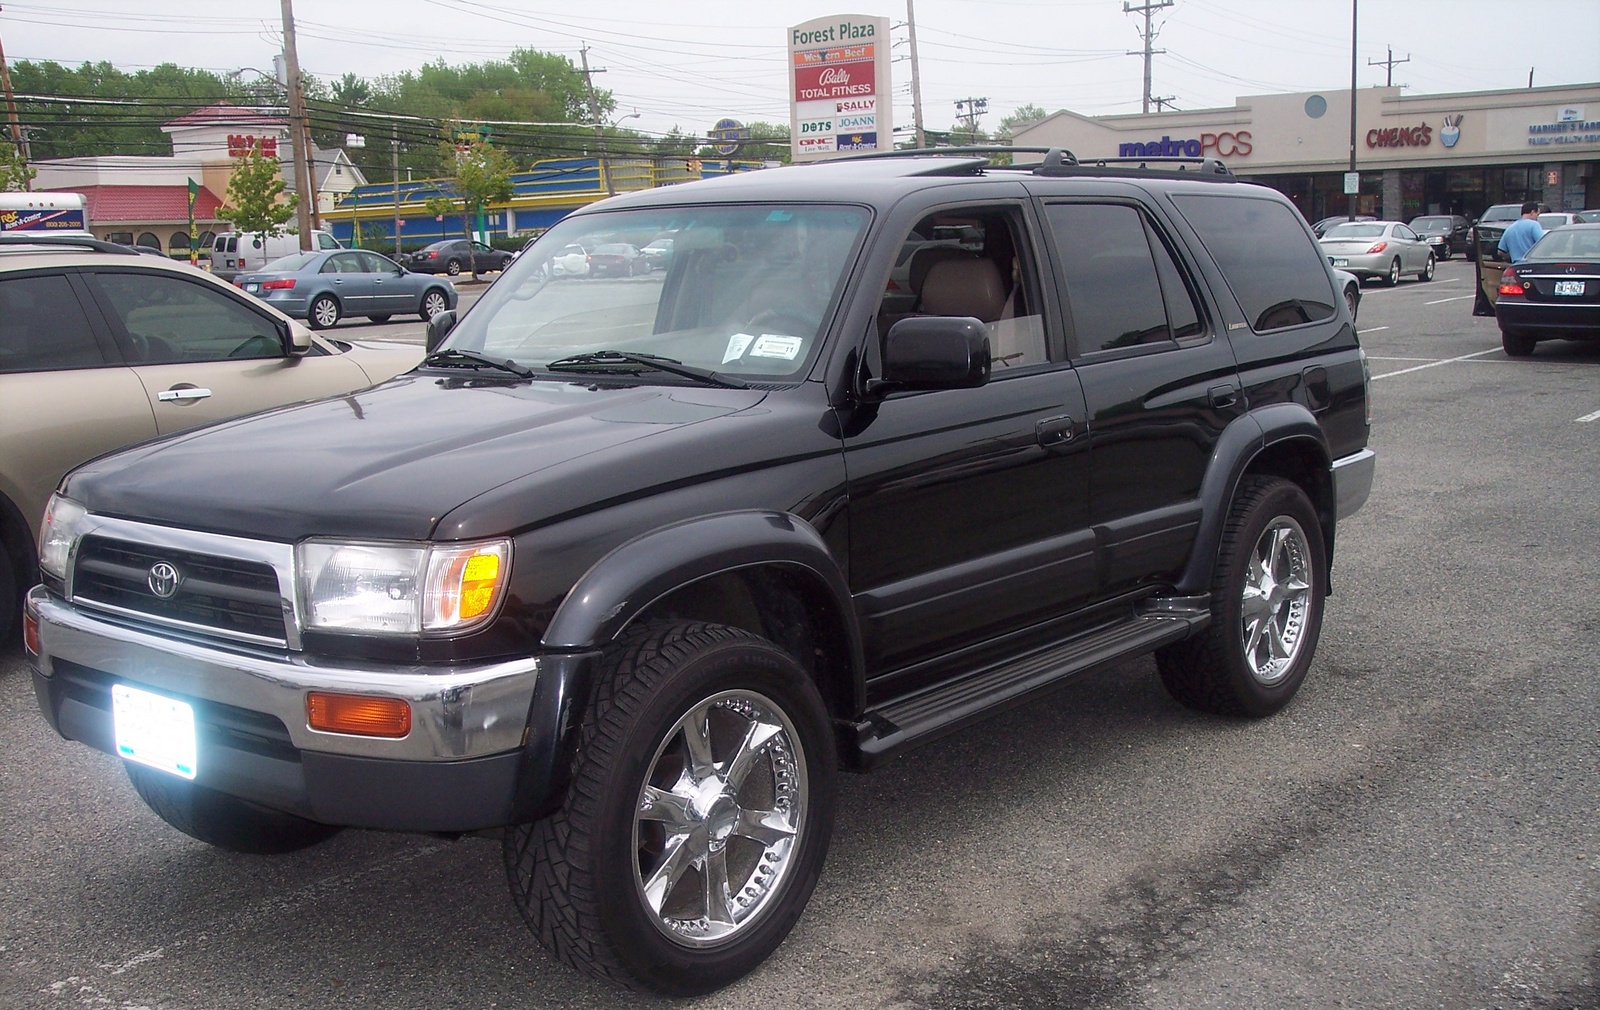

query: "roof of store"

left=45, top=185, right=226, bottom=224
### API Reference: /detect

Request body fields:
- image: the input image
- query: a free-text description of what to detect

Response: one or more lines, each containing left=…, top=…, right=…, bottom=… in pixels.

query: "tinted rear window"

left=1172, top=194, right=1336, bottom=332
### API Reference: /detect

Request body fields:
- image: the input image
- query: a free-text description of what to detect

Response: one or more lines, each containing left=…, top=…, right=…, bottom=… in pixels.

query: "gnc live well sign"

left=788, top=14, right=892, bottom=161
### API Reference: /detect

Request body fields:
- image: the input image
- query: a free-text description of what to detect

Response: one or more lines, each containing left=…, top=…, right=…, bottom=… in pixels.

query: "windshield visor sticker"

left=723, top=332, right=757, bottom=363
left=750, top=335, right=804, bottom=360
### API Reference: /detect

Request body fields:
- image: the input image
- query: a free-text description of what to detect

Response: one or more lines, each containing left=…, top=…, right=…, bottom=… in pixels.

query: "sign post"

left=788, top=14, right=892, bottom=162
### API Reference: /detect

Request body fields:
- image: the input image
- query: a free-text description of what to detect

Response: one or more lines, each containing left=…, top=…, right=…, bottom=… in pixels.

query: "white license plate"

left=1554, top=280, right=1585, bottom=296
left=245, top=283, right=259, bottom=293
left=1330, top=257, right=1349, bottom=267
left=111, top=684, right=197, bottom=780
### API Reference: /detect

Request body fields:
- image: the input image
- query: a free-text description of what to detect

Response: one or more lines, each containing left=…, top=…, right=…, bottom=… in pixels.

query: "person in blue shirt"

left=1497, top=202, right=1545, bottom=262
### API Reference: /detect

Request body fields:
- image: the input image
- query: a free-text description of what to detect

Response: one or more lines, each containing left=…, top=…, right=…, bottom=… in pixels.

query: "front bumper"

left=1331, top=448, right=1376, bottom=521
left=26, top=586, right=555, bottom=831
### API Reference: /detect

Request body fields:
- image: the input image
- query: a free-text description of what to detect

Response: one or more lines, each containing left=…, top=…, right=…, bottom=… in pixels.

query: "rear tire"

left=1155, top=476, right=1326, bottom=718
left=446, top=259, right=462, bottom=277
left=503, top=620, right=836, bottom=995
left=125, top=763, right=340, bottom=854
left=421, top=289, right=449, bottom=321
left=1420, top=254, right=1436, bottom=281
left=367, top=314, right=391, bottom=323
left=1501, top=329, right=1537, bottom=357
left=1384, top=258, right=1401, bottom=286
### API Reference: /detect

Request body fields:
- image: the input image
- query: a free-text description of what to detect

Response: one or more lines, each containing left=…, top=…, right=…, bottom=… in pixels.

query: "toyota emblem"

left=147, top=562, right=182, bottom=599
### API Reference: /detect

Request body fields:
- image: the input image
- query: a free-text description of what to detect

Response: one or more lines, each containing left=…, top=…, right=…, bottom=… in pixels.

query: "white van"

left=211, top=228, right=340, bottom=280
left=0, top=192, right=91, bottom=236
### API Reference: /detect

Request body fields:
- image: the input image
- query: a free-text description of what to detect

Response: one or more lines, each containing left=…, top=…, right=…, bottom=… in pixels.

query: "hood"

left=62, top=374, right=767, bottom=542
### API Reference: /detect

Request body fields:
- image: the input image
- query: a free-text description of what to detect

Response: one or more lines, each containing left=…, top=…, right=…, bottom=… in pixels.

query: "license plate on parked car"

left=111, top=683, right=197, bottom=779
left=1330, top=258, right=1349, bottom=267
left=245, top=283, right=259, bottom=293
left=1554, top=280, right=1585, bottom=296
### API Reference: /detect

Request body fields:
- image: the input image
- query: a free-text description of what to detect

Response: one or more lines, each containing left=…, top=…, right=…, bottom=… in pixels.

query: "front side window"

left=1174, top=194, right=1337, bottom=332
left=446, top=204, right=868, bottom=381
left=356, top=251, right=397, bottom=273
left=0, top=274, right=105, bottom=373
left=92, top=272, right=285, bottom=364
left=1044, top=203, right=1172, bottom=355
left=317, top=232, right=340, bottom=250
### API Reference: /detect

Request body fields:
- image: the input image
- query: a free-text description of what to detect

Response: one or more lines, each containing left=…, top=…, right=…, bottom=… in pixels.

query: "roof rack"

left=0, top=233, right=142, bottom=255
left=1032, top=155, right=1236, bottom=180
left=819, top=147, right=1235, bottom=182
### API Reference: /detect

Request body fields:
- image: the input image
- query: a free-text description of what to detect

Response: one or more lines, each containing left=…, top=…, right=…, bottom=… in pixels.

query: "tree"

left=0, top=141, right=35, bottom=192
left=997, top=103, right=1051, bottom=142
left=216, top=147, right=298, bottom=239
left=428, top=140, right=516, bottom=280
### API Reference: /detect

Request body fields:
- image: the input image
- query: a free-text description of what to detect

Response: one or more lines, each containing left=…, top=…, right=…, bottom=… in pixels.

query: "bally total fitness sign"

left=788, top=14, right=892, bottom=161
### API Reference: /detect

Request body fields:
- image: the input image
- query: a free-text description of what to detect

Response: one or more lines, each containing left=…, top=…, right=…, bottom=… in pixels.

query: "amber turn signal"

left=306, top=692, right=412, bottom=738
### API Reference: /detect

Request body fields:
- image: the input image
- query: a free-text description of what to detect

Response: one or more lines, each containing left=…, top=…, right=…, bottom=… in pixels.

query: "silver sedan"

left=1319, top=220, right=1436, bottom=286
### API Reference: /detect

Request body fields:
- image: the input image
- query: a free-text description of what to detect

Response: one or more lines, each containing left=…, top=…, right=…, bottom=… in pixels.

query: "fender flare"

left=1175, top=403, right=1331, bottom=595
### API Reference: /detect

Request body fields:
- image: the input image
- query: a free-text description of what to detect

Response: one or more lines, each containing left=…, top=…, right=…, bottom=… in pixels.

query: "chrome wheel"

left=633, top=689, right=807, bottom=948
left=1239, top=516, right=1313, bottom=686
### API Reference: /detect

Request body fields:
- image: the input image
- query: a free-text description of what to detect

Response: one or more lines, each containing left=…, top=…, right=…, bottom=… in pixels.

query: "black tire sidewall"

left=125, top=762, right=339, bottom=854
left=446, top=259, right=461, bottom=276
left=309, top=295, right=338, bottom=329
left=584, top=626, right=836, bottom=994
left=1209, top=479, right=1327, bottom=717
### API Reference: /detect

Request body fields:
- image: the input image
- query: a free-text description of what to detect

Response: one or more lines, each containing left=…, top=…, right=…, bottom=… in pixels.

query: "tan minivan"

left=0, top=235, right=422, bottom=638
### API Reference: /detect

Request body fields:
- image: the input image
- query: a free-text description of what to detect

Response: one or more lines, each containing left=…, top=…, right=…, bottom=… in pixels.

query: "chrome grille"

left=72, top=534, right=289, bottom=645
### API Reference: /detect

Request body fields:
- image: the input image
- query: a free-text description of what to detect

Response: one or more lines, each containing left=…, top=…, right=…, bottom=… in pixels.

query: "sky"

left=2, top=0, right=1598, bottom=141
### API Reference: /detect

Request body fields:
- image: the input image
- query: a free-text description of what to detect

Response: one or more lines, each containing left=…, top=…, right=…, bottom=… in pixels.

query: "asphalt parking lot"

left=1, top=258, right=1595, bottom=1010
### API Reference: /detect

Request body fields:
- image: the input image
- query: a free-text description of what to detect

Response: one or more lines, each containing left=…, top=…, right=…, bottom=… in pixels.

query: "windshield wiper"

left=544, top=350, right=748, bottom=389
left=422, top=348, right=534, bottom=378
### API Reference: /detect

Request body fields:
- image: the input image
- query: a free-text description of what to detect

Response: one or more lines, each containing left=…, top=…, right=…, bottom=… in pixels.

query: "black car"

left=1492, top=223, right=1600, bottom=356
left=404, top=238, right=513, bottom=276
left=25, top=149, right=1373, bottom=996
left=1408, top=214, right=1473, bottom=261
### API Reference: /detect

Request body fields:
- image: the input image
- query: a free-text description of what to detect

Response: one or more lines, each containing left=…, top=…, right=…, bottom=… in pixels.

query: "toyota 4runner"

left=25, top=149, right=1375, bottom=995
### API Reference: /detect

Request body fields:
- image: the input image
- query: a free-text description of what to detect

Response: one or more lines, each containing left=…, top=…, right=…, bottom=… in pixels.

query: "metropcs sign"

left=788, top=14, right=892, bottom=161
left=1118, top=132, right=1253, bottom=158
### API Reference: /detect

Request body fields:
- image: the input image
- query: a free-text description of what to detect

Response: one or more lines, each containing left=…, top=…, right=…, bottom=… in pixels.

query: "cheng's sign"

left=1118, top=132, right=1252, bottom=158
left=227, top=134, right=279, bottom=159
left=1366, top=124, right=1432, bottom=148
left=788, top=15, right=892, bottom=161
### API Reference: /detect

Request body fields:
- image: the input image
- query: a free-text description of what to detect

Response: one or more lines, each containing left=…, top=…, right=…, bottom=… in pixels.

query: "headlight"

left=298, top=538, right=511, bottom=635
left=38, top=495, right=88, bottom=581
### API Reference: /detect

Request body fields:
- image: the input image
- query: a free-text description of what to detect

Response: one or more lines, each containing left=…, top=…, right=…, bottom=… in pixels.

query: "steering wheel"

left=744, top=308, right=816, bottom=337
left=227, top=334, right=279, bottom=359
left=128, top=331, right=177, bottom=363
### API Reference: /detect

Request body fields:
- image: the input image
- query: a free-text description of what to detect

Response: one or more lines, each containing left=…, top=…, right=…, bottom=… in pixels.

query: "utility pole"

left=1347, top=0, right=1358, bottom=222
left=953, top=97, right=987, bottom=143
left=278, top=0, right=315, bottom=248
left=392, top=122, right=401, bottom=259
left=579, top=45, right=614, bottom=197
left=1367, top=45, right=1409, bottom=87
left=1123, top=0, right=1173, bottom=115
left=1152, top=96, right=1178, bottom=112
left=0, top=5, right=31, bottom=189
left=906, top=0, right=926, bottom=147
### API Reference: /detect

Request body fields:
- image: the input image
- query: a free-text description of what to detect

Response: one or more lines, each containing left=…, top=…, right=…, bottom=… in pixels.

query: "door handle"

left=1208, top=383, right=1240, bottom=409
left=158, top=387, right=212, bottom=403
left=1036, top=415, right=1075, bottom=447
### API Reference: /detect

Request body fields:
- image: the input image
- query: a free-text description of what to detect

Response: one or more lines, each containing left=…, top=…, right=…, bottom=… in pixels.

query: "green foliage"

left=998, top=103, right=1051, bottom=139
left=692, top=121, right=790, bottom=165
left=428, top=140, right=516, bottom=278
left=216, top=149, right=297, bottom=237
left=0, top=141, right=35, bottom=192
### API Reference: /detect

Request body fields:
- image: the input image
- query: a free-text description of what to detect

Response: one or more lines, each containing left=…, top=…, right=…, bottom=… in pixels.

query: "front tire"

left=1501, top=328, right=1537, bottom=357
left=308, top=294, right=340, bottom=330
left=367, top=314, right=391, bottom=323
left=125, top=763, right=340, bottom=854
left=1155, top=476, right=1326, bottom=718
left=1439, top=240, right=1452, bottom=260
left=503, top=621, right=837, bottom=995
left=420, top=289, right=449, bottom=321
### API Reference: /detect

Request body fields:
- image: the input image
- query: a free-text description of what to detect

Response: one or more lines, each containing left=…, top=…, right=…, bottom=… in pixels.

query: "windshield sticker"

left=723, top=332, right=756, bottom=363
left=766, top=209, right=795, bottom=222
left=750, top=335, right=804, bottom=360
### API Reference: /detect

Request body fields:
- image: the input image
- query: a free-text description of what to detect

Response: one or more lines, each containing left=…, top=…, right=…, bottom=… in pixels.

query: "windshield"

left=442, top=204, right=869, bottom=381
left=1323, top=223, right=1387, bottom=239
left=263, top=253, right=318, bottom=272
left=1524, top=229, right=1600, bottom=261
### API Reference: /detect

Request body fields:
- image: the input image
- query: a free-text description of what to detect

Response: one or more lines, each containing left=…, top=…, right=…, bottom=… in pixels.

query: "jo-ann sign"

left=788, top=14, right=892, bottom=161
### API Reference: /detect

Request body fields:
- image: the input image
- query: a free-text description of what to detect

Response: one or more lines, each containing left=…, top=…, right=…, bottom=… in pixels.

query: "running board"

left=844, top=612, right=1206, bottom=769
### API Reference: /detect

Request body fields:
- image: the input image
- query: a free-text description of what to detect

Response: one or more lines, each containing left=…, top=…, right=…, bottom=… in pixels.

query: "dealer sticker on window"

left=749, top=335, right=803, bottom=360
left=723, top=333, right=756, bottom=363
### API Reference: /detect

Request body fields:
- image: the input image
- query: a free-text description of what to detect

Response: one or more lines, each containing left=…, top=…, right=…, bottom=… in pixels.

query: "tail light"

left=262, top=278, right=296, bottom=291
left=1365, top=241, right=1389, bottom=254
left=1498, top=270, right=1523, bottom=297
left=426, top=251, right=438, bottom=259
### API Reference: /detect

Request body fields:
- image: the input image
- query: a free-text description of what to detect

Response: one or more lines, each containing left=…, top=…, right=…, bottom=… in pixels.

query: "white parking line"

left=1357, top=326, right=1389, bottom=334
left=1577, top=409, right=1600, bottom=423
left=1424, top=295, right=1475, bottom=305
left=1366, top=356, right=1433, bottom=362
left=1371, top=348, right=1502, bottom=379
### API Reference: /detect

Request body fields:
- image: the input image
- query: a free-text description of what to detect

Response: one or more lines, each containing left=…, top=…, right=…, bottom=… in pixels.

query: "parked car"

left=1311, top=213, right=1374, bottom=237
left=639, top=235, right=675, bottom=271
left=210, top=229, right=340, bottom=282
left=234, top=248, right=457, bottom=330
left=550, top=243, right=590, bottom=277
left=403, top=238, right=513, bottom=276
left=0, top=233, right=421, bottom=640
left=1319, top=220, right=1435, bottom=285
left=1472, top=204, right=1556, bottom=316
left=1533, top=211, right=1582, bottom=230
left=1408, top=214, right=1473, bottom=260
left=1492, top=222, right=1600, bottom=356
left=24, top=151, right=1373, bottom=994
left=586, top=242, right=646, bottom=277
left=1577, top=209, right=1600, bottom=224
left=1333, top=266, right=1362, bottom=321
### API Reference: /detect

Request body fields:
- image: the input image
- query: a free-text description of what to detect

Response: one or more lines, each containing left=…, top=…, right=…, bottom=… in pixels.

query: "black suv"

left=25, top=150, right=1374, bottom=995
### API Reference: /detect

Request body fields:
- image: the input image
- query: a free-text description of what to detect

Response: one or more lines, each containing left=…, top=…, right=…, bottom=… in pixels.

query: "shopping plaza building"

left=1013, top=82, right=1599, bottom=221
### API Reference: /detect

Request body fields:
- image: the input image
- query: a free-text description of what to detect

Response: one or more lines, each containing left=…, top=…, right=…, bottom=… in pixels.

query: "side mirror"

left=868, top=316, right=991, bottom=397
left=282, top=319, right=313, bottom=356
left=425, top=310, right=457, bottom=353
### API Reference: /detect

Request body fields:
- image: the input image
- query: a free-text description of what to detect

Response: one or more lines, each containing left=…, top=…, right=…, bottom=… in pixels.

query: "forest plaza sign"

left=788, top=14, right=892, bottom=161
